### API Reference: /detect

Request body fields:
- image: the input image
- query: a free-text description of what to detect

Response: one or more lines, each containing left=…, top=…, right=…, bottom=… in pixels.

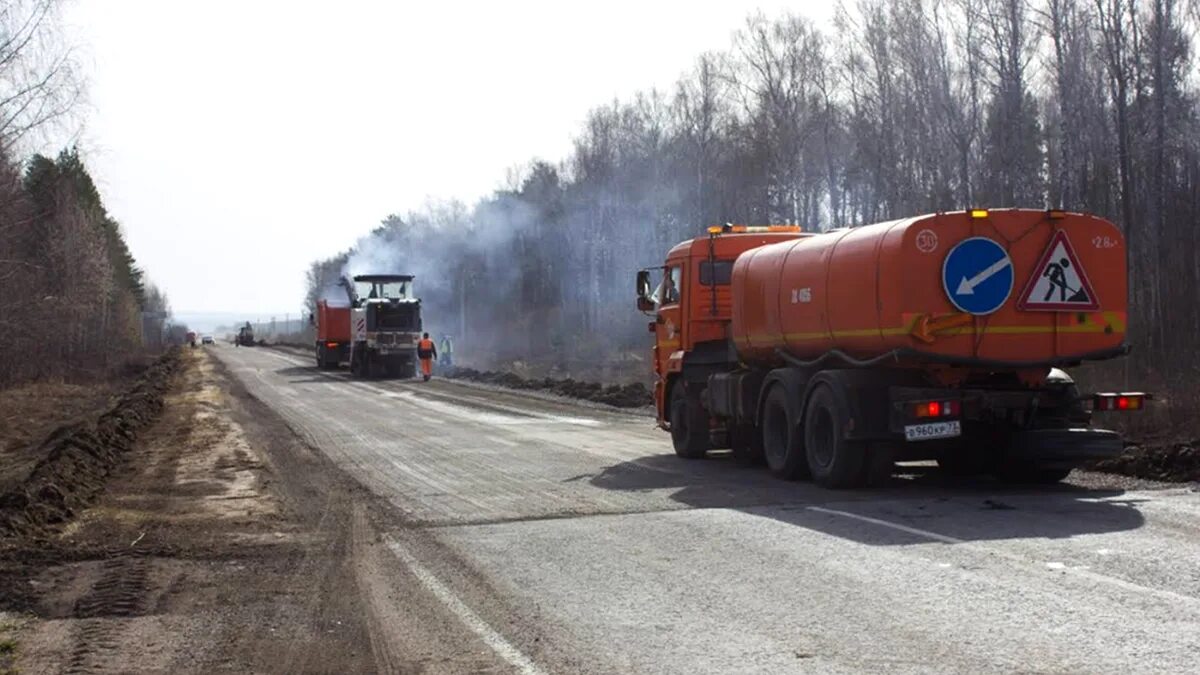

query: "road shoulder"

left=1, top=349, right=515, bottom=673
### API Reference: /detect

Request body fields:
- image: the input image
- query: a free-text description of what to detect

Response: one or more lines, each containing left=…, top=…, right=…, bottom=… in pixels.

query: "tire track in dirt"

left=64, top=554, right=151, bottom=674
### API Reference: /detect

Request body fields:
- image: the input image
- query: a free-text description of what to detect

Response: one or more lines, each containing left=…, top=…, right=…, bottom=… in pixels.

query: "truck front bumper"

left=1008, top=428, right=1124, bottom=467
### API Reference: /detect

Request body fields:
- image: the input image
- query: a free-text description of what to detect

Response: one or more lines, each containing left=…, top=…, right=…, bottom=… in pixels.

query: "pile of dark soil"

left=0, top=350, right=182, bottom=539
left=445, top=367, right=652, bottom=408
left=1092, top=440, right=1200, bottom=483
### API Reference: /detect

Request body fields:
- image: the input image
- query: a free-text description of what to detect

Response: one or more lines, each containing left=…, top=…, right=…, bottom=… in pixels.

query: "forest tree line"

left=307, top=0, right=1199, bottom=389
left=0, top=0, right=169, bottom=386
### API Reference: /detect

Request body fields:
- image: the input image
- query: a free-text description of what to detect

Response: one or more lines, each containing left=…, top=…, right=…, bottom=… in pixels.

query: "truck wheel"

left=730, top=423, right=764, bottom=465
left=804, top=384, right=866, bottom=488
left=761, top=385, right=808, bottom=479
left=317, top=346, right=334, bottom=370
left=669, top=382, right=709, bottom=459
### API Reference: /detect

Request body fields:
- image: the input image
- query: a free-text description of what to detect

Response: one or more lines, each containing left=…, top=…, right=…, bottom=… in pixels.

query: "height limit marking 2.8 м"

left=942, top=237, right=1014, bottom=315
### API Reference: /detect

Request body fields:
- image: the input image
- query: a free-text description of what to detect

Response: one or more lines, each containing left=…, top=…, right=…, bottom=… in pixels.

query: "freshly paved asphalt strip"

left=215, top=345, right=1200, bottom=674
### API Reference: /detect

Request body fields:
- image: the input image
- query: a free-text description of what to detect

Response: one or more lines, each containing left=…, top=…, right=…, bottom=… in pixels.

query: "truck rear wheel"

left=804, top=384, right=866, bottom=488
left=761, top=385, right=808, bottom=479
left=317, top=345, right=336, bottom=370
left=670, top=382, right=709, bottom=459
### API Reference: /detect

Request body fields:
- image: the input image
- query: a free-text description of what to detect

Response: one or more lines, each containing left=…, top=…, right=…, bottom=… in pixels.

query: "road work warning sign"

left=1017, top=231, right=1099, bottom=311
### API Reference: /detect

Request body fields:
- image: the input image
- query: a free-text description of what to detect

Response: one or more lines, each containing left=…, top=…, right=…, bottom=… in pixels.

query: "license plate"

left=904, top=420, right=961, bottom=441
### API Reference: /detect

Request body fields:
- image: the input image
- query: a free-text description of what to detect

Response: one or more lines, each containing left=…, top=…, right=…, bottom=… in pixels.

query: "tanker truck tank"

left=730, top=209, right=1128, bottom=368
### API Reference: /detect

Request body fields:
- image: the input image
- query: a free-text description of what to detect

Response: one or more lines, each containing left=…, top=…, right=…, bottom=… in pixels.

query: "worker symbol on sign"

left=1017, top=231, right=1099, bottom=311
left=1042, top=258, right=1085, bottom=302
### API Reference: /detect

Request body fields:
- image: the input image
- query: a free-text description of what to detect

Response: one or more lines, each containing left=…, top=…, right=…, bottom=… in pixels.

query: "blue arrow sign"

left=942, top=237, right=1014, bottom=315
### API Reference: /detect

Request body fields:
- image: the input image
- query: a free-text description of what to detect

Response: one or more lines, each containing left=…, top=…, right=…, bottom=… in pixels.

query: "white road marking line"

left=491, top=437, right=517, bottom=447
left=807, top=506, right=1200, bottom=606
left=384, top=537, right=546, bottom=675
left=807, top=506, right=959, bottom=544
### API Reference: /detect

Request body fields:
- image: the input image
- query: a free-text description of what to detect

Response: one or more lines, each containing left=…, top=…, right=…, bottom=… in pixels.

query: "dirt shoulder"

left=0, top=348, right=510, bottom=673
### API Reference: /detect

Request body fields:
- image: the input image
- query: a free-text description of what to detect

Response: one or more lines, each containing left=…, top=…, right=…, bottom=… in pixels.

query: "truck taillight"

left=912, top=399, right=960, bottom=418
left=1093, top=393, right=1146, bottom=411
left=325, top=341, right=338, bottom=348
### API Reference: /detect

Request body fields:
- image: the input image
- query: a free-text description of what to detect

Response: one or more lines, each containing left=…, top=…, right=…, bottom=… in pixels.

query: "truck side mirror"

left=636, top=270, right=654, bottom=311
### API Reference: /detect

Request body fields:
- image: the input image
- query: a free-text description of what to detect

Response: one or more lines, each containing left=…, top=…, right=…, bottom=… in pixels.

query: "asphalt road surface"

left=215, top=345, right=1200, bottom=674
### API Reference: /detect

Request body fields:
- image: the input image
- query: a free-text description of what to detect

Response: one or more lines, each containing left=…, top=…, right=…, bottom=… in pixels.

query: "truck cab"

left=636, top=226, right=808, bottom=427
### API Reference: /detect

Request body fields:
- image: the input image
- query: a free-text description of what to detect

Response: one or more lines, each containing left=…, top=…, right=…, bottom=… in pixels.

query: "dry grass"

left=0, top=381, right=122, bottom=496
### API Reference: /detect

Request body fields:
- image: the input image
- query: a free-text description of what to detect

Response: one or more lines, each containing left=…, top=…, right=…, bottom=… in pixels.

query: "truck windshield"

left=355, top=279, right=413, bottom=300
left=651, top=266, right=681, bottom=305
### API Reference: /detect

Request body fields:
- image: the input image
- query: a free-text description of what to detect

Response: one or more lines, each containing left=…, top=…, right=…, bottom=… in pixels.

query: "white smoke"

left=318, top=282, right=351, bottom=307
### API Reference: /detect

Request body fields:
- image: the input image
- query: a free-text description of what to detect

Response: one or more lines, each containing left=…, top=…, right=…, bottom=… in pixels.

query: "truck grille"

left=374, top=332, right=414, bottom=346
left=374, top=303, right=420, bottom=331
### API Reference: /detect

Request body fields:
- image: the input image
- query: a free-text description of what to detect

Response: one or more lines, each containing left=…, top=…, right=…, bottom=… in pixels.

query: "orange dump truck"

left=635, top=209, right=1146, bottom=487
left=314, top=300, right=351, bottom=369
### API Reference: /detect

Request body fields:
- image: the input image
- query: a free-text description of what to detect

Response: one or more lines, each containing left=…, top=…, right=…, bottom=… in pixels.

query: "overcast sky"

left=62, top=0, right=831, bottom=320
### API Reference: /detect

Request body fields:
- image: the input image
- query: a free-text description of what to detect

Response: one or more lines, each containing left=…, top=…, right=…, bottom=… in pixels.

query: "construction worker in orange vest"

left=417, top=332, right=437, bottom=381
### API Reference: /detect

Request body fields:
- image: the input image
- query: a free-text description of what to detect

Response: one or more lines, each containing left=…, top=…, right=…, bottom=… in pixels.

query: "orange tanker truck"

left=635, top=208, right=1146, bottom=488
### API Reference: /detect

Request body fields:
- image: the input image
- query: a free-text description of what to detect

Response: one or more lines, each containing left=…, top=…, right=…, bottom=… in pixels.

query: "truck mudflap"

left=1007, top=428, right=1124, bottom=466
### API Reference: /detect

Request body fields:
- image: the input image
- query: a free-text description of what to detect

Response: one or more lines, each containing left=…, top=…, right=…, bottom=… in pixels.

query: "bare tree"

left=0, top=0, right=82, bottom=150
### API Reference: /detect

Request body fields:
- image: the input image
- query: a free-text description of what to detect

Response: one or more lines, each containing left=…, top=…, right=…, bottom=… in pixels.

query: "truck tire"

left=317, top=345, right=334, bottom=370
left=761, top=385, right=808, bottom=479
left=670, top=381, right=709, bottom=459
left=804, top=383, right=866, bottom=488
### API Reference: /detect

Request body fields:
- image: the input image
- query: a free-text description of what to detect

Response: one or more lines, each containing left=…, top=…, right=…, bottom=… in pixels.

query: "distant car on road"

left=201, top=335, right=215, bottom=345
